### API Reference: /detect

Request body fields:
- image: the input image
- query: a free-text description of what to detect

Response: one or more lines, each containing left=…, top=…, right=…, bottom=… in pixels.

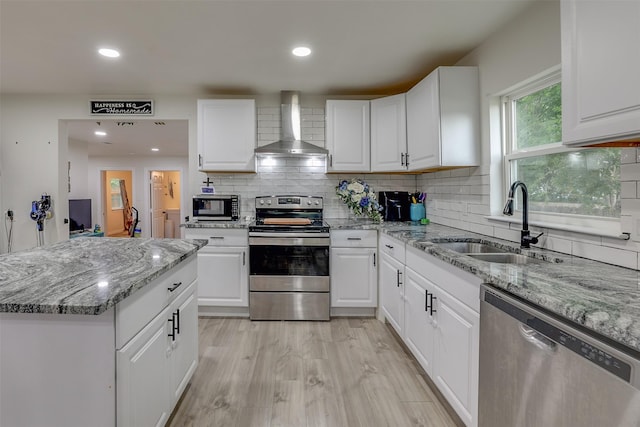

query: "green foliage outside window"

left=509, top=82, right=621, bottom=218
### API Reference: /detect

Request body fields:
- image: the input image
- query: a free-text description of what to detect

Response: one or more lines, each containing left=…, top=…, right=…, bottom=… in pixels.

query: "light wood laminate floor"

left=169, top=318, right=459, bottom=427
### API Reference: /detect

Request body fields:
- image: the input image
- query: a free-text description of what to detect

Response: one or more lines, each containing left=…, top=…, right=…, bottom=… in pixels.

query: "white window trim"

left=501, top=68, right=622, bottom=236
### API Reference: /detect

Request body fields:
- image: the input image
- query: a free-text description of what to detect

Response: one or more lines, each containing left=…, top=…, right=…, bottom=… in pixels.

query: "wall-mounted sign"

left=90, top=100, right=153, bottom=115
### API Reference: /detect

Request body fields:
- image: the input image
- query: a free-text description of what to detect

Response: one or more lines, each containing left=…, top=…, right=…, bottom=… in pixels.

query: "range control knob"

left=259, top=200, right=265, bottom=205
left=307, top=200, right=312, bottom=205
left=267, top=200, right=272, bottom=205
left=315, top=200, right=320, bottom=205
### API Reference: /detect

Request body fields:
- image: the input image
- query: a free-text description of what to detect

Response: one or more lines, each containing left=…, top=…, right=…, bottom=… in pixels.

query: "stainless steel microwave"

left=192, top=194, right=239, bottom=221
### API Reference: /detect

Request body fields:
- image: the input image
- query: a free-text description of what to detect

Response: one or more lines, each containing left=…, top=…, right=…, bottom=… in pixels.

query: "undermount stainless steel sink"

left=466, top=253, right=542, bottom=265
left=436, top=242, right=508, bottom=254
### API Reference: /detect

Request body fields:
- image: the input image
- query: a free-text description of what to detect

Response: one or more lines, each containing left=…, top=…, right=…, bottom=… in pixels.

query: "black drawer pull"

left=209, top=236, right=225, bottom=240
left=168, top=316, right=176, bottom=340
left=385, top=244, right=394, bottom=249
left=168, top=281, right=183, bottom=292
left=397, top=270, right=402, bottom=287
left=347, top=237, right=362, bottom=241
left=175, top=309, right=180, bottom=335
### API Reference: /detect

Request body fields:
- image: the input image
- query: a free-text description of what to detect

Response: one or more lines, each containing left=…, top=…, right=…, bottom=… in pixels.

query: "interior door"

left=150, top=171, right=165, bottom=238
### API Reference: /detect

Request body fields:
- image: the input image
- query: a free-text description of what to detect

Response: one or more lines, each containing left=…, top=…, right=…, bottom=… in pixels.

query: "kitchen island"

left=0, top=237, right=206, bottom=427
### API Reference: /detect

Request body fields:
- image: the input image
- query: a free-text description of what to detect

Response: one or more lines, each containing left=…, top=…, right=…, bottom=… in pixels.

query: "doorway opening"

left=150, top=170, right=181, bottom=238
left=101, top=170, right=133, bottom=237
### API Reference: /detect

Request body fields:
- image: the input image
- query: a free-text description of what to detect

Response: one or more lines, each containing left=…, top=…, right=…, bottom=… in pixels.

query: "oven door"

left=249, top=235, right=330, bottom=292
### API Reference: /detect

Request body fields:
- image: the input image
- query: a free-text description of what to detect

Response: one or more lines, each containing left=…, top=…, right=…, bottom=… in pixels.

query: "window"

left=503, top=69, right=621, bottom=228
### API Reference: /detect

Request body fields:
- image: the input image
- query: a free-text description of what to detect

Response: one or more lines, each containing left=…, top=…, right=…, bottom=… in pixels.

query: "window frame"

left=501, top=69, right=621, bottom=234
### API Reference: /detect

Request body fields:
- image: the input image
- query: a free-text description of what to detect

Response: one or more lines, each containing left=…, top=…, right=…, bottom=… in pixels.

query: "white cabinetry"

left=561, top=1, right=640, bottom=146
left=378, top=233, right=406, bottom=336
left=405, top=245, right=481, bottom=427
left=325, top=100, right=370, bottom=172
left=330, top=230, right=377, bottom=313
left=406, top=66, right=479, bottom=171
left=184, top=228, right=249, bottom=315
left=0, top=257, right=199, bottom=427
left=371, top=93, right=407, bottom=172
left=197, top=99, right=256, bottom=172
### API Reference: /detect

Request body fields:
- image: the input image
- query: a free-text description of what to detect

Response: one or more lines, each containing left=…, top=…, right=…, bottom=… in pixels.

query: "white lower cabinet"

left=403, top=268, right=435, bottom=375
left=184, top=228, right=249, bottom=311
left=330, top=230, right=378, bottom=310
left=379, top=234, right=406, bottom=336
left=117, top=277, right=199, bottom=427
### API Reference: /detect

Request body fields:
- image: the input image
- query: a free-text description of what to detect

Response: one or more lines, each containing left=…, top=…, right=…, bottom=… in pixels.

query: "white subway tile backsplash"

left=572, top=241, right=638, bottom=269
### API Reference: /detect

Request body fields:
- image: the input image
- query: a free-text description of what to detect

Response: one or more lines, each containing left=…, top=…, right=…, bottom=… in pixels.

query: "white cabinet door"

left=325, top=100, right=370, bottom=172
left=406, top=70, right=440, bottom=170
left=371, top=93, right=407, bottom=172
left=330, top=247, right=377, bottom=307
left=432, top=287, right=479, bottom=427
left=403, top=267, right=435, bottom=376
left=406, top=67, right=480, bottom=171
left=169, top=280, right=198, bottom=405
left=562, top=1, right=640, bottom=146
left=117, top=307, right=171, bottom=427
left=379, top=252, right=404, bottom=336
left=197, top=246, right=248, bottom=306
left=197, top=99, right=256, bottom=172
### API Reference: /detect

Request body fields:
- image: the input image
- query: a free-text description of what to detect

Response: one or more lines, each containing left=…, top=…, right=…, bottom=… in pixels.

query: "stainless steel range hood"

left=255, top=91, right=329, bottom=158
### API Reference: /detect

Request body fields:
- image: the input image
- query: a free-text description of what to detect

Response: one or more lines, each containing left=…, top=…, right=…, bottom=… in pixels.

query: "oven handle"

left=249, top=232, right=330, bottom=238
left=249, top=236, right=330, bottom=246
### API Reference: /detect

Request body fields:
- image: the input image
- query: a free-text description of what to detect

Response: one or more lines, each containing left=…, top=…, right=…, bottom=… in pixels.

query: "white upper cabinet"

left=197, top=99, right=256, bottom=172
left=406, top=66, right=480, bottom=171
left=325, top=100, right=371, bottom=172
left=371, top=93, right=407, bottom=172
left=561, top=1, right=640, bottom=146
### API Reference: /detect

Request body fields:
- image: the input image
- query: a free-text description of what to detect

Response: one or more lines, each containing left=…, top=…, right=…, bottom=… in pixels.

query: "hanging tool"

left=30, top=193, right=52, bottom=246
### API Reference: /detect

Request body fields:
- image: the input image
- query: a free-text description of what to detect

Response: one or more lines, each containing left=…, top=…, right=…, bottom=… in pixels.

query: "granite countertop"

left=326, top=218, right=381, bottom=230
left=378, top=222, right=640, bottom=355
left=0, top=237, right=207, bottom=315
left=181, top=219, right=251, bottom=229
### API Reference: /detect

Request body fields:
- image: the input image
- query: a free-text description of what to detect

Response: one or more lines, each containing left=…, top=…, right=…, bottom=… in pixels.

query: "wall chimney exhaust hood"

left=255, top=91, right=329, bottom=158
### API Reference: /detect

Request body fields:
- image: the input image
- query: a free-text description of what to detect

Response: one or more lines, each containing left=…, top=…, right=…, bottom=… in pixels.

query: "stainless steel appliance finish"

left=254, top=91, right=329, bottom=158
left=192, top=194, right=239, bottom=221
left=479, top=285, right=640, bottom=427
left=249, top=195, right=330, bottom=321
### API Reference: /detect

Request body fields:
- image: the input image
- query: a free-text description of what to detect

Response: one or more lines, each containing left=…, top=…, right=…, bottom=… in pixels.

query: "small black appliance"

left=379, top=191, right=411, bottom=221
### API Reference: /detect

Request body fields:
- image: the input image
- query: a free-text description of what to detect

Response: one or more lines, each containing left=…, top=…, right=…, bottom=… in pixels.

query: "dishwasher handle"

left=519, top=323, right=556, bottom=352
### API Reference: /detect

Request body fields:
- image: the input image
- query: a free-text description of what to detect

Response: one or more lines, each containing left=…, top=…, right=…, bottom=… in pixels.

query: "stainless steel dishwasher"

left=479, top=285, right=640, bottom=427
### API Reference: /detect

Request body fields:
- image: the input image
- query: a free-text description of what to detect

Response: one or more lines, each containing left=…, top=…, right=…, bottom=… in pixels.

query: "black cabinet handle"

left=243, top=251, right=246, bottom=266
left=396, top=270, right=402, bottom=287
left=168, top=281, right=182, bottom=292
left=428, top=294, right=437, bottom=316
left=373, top=252, right=376, bottom=267
left=168, top=316, right=176, bottom=340
left=401, top=152, right=405, bottom=166
left=425, top=291, right=429, bottom=312
left=175, top=309, right=180, bottom=335
left=347, top=237, right=362, bottom=241
left=405, top=153, right=410, bottom=168
left=385, top=244, right=393, bottom=249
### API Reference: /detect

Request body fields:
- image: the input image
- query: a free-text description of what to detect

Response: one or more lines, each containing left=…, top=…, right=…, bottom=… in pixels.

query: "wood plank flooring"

left=169, top=318, right=459, bottom=427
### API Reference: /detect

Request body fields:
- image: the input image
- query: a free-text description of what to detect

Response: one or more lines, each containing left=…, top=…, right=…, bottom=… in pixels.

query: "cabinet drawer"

left=116, top=256, right=197, bottom=349
left=184, top=228, right=248, bottom=247
left=331, top=230, right=377, bottom=247
left=379, top=233, right=405, bottom=263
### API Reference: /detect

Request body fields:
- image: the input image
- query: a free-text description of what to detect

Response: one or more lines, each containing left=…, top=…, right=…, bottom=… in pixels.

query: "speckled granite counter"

left=326, top=218, right=381, bottom=230
left=181, top=219, right=251, bottom=229
left=0, top=237, right=207, bottom=315
left=372, top=222, right=640, bottom=355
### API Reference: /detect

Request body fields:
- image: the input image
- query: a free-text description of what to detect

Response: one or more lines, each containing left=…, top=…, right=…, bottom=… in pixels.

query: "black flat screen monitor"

left=69, top=199, right=92, bottom=232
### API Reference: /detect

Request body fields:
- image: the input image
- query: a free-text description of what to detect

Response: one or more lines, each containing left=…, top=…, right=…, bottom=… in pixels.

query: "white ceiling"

left=1, top=0, right=537, bottom=156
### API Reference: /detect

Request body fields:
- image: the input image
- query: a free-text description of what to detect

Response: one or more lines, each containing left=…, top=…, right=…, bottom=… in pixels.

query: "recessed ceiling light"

left=98, top=48, right=120, bottom=58
left=94, top=130, right=107, bottom=136
left=292, top=46, right=311, bottom=57
left=151, top=148, right=159, bottom=152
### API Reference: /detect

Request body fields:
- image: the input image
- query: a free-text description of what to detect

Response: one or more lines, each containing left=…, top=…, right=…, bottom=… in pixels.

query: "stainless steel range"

left=248, top=195, right=330, bottom=320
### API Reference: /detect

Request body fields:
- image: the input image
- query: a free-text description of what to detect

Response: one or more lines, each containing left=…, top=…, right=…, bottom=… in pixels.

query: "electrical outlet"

left=6, top=210, right=13, bottom=220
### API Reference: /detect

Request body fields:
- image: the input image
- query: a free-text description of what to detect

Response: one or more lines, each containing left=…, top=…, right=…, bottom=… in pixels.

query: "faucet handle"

left=530, top=232, right=544, bottom=244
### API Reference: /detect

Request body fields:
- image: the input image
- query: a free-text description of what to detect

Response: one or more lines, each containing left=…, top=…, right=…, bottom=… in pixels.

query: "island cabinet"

left=404, top=245, right=481, bottom=427
left=405, top=66, right=480, bottom=172
left=561, top=1, right=640, bottom=146
left=378, top=233, right=406, bottom=336
left=0, top=256, right=198, bottom=427
left=325, top=100, right=371, bottom=172
left=183, top=228, right=249, bottom=316
left=370, top=93, right=407, bottom=172
left=197, top=99, right=256, bottom=172
left=330, top=230, right=378, bottom=315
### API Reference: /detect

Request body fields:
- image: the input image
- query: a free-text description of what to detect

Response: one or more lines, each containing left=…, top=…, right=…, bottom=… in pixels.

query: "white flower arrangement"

left=336, top=179, right=383, bottom=222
